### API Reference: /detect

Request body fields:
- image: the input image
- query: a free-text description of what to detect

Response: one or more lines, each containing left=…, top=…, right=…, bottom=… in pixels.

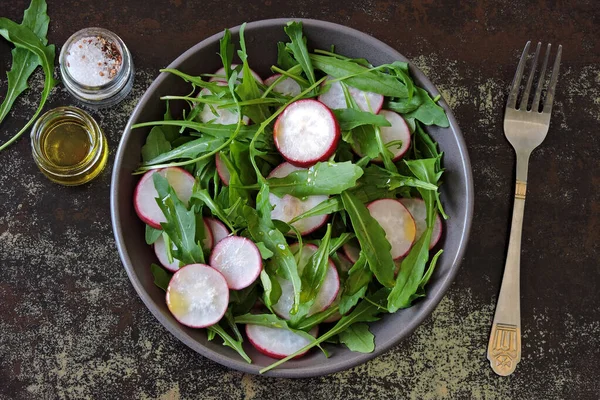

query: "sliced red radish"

left=215, top=152, right=231, bottom=186
left=134, top=167, right=196, bottom=229
left=154, top=218, right=212, bottom=271
left=323, top=252, right=354, bottom=323
left=342, top=239, right=361, bottom=263
left=209, top=236, right=262, bottom=290
left=206, top=217, right=230, bottom=245
left=264, top=74, right=302, bottom=97
left=198, top=87, right=250, bottom=125
left=367, top=199, right=416, bottom=259
left=353, top=110, right=411, bottom=161
left=318, top=76, right=384, bottom=113
left=273, top=99, right=340, bottom=167
left=268, top=162, right=328, bottom=235
left=209, top=64, right=263, bottom=84
left=166, top=263, right=229, bottom=328
left=246, top=324, right=318, bottom=359
left=272, top=244, right=340, bottom=320
left=399, top=198, right=443, bottom=249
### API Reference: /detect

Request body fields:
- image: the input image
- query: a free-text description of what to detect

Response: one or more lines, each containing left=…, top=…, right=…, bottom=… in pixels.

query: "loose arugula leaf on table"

left=260, top=288, right=390, bottom=373
left=283, top=21, right=316, bottom=85
left=267, top=161, right=363, bottom=197
left=0, top=6, right=57, bottom=151
left=153, top=173, right=205, bottom=264
left=150, top=263, right=172, bottom=291
left=341, top=191, right=395, bottom=288
left=338, top=322, right=375, bottom=353
left=0, top=0, right=51, bottom=125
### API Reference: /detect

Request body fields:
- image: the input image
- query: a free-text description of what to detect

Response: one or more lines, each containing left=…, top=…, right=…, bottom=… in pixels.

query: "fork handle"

left=487, top=178, right=527, bottom=376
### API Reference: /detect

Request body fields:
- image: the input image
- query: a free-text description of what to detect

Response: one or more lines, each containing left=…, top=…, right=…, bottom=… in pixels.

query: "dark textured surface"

left=1, top=0, right=599, bottom=399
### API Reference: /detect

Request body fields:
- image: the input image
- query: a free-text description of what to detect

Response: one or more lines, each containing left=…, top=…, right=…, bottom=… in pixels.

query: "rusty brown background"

left=1, top=0, right=599, bottom=399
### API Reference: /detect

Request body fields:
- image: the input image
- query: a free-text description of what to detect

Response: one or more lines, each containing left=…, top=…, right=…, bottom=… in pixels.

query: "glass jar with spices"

left=59, top=27, right=134, bottom=107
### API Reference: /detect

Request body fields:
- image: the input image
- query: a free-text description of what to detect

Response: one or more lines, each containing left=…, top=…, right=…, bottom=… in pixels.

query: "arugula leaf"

left=342, top=252, right=372, bottom=297
left=153, top=173, right=205, bottom=265
left=0, top=11, right=57, bottom=151
left=360, top=165, right=437, bottom=191
left=260, top=288, right=389, bottom=373
left=267, top=161, right=363, bottom=197
left=141, top=126, right=172, bottom=162
left=338, top=322, right=375, bottom=353
left=333, top=109, right=391, bottom=131
left=339, top=285, right=368, bottom=315
left=277, top=41, right=298, bottom=70
left=328, top=232, right=354, bottom=256
left=207, top=323, right=252, bottom=364
left=244, top=185, right=301, bottom=314
left=310, top=54, right=407, bottom=98
left=191, top=186, right=235, bottom=231
left=0, top=0, right=50, bottom=125
left=150, top=263, right=172, bottom=291
left=255, top=242, right=274, bottom=259
left=300, top=224, right=331, bottom=304
left=141, top=136, right=226, bottom=166
left=401, top=87, right=449, bottom=128
left=145, top=225, right=162, bottom=245
left=219, top=29, right=234, bottom=82
left=341, top=191, right=395, bottom=288
left=259, top=269, right=282, bottom=311
left=230, top=284, right=259, bottom=316
left=284, top=21, right=315, bottom=85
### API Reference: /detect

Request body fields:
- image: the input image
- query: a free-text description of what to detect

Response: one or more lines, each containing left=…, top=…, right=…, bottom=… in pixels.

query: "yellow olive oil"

left=41, top=118, right=91, bottom=167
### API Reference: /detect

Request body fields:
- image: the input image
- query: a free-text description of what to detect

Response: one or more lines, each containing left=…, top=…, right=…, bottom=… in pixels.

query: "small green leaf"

left=150, top=263, right=172, bottom=291
left=332, top=108, right=391, bottom=131
left=207, top=323, right=252, bottom=364
left=255, top=242, right=274, bottom=259
left=284, top=21, right=315, bottom=85
left=338, top=322, right=375, bottom=353
left=145, top=225, right=162, bottom=245
left=141, top=126, right=172, bottom=162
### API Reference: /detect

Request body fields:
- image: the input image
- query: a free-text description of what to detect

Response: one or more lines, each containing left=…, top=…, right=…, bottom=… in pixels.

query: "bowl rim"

left=111, top=17, right=474, bottom=378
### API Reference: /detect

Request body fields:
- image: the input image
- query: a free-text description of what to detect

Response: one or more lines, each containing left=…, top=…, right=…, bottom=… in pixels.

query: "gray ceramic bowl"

left=111, top=18, right=473, bottom=378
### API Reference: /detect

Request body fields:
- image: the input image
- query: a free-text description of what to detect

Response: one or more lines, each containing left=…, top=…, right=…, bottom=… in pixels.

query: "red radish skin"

left=264, top=74, right=302, bottom=97
left=215, top=153, right=231, bottom=186
left=209, top=236, right=262, bottom=290
left=201, top=218, right=214, bottom=250
left=272, top=244, right=340, bottom=320
left=198, top=87, right=250, bottom=125
left=268, top=162, right=329, bottom=235
left=205, top=217, right=230, bottom=245
left=134, top=167, right=196, bottom=229
left=273, top=99, right=340, bottom=167
left=318, top=76, right=384, bottom=113
left=154, top=218, right=211, bottom=271
left=367, top=199, right=417, bottom=259
left=209, top=64, right=263, bottom=84
left=399, top=198, right=443, bottom=249
left=166, top=263, right=229, bottom=328
left=246, top=325, right=318, bottom=359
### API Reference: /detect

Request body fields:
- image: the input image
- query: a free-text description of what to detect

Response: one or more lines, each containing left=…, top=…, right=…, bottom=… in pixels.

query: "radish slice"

left=318, top=76, right=384, bottom=113
left=367, top=199, right=416, bottom=259
left=154, top=218, right=212, bottom=271
left=215, top=153, right=230, bottom=186
left=246, top=324, right=318, bottom=359
left=268, top=162, right=328, bottom=235
left=323, top=253, right=354, bottom=323
left=354, top=110, right=411, bottom=161
left=134, top=167, right=196, bottom=229
left=206, top=217, right=230, bottom=245
left=209, top=64, right=263, bottom=84
left=209, top=236, right=262, bottom=290
left=166, top=263, right=229, bottom=328
left=399, top=198, right=443, bottom=249
left=198, top=88, right=250, bottom=125
left=342, top=239, right=361, bottom=263
left=273, top=99, right=340, bottom=167
left=272, top=244, right=340, bottom=320
left=264, top=74, right=302, bottom=96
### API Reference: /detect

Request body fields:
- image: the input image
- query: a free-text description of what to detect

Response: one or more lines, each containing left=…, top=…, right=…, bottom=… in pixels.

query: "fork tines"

left=507, top=41, right=562, bottom=114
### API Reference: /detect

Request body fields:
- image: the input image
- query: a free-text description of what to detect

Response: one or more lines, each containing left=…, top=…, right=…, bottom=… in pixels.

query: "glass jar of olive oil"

left=30, top=106, right=108, bottom=185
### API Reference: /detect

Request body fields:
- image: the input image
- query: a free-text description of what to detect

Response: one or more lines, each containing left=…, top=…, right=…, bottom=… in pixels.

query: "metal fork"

left=487, top=41, right=562, bottom=376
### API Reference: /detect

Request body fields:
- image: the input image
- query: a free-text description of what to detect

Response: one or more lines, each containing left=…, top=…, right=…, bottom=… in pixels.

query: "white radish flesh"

left=209, top=64, right=263, bottom=84
left=134, top=167, right=196, bottom=229
left=323, top=253, right=354, bottom=323
left=166, top=263, right=229, bottom=328
left=371, top=110, right=411, bottom=161
left=264, top=74, right=302, bottom=97
left=209, top=236, right=262, bottom=290
left=215, top=153, right=231, bottom=186
left=342, top=239, right=361, bottom=263
left=246, top=324, right=318, bottom=359
left=318, top=76, right=384, bottom=113
left=268, top=162, right=328, bottom=235
left=154, top=218, right=212, bottom=271
left=273, top=99, right=340, bottom=167
left=399, top=198, right=443, bottom=249
left=206, top=217, right=230, bottom=245
left=198, top=88, right=250, bottom=125
left=367, top=199, right=416, bottom=259
left=272, top=244, right=340, bottom=320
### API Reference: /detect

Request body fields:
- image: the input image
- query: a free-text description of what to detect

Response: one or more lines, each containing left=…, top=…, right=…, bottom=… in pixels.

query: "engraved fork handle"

left=487, top=152, right=529, bottom=376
